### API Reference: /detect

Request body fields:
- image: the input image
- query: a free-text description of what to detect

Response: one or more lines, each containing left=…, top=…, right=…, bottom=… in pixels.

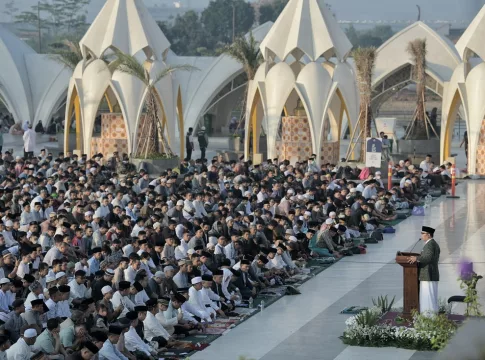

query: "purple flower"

left=459, top=260, right=474, bottom=281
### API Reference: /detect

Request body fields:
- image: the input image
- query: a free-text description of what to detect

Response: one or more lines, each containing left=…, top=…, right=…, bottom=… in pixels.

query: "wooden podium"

left=396, top=252, right=420, bottom=318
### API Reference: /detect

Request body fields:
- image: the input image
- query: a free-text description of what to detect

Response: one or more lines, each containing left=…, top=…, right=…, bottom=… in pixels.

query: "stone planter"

left=131, top=156, right=180, bottom=174
left=394, top=139, right=440, bottom=162
left=230, top=137, right=242, bottom=152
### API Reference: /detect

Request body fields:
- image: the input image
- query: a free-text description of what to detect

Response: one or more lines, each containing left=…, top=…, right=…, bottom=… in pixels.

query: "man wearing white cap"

left=2, top=221, right=16, bottom=247
left=188, top=277, right=213, bottom=322
left=0, top=278, right=11, bottom=313
left=99, top=285, right=123, bottom=322
left=6, top=328, right=37, bottom=359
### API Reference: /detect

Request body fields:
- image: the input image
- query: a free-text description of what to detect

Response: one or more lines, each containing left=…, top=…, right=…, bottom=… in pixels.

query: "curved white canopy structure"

left=0, top=27, right=71, bottom=127
left=259, top=0, right=352, bottom=62
left=79, top=0, right=170, bottom=60
left=245, top=0, right=359, bottom=162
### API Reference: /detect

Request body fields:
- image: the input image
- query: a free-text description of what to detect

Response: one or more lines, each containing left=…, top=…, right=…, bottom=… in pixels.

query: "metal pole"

left=38, top=1, right=42, bottom=53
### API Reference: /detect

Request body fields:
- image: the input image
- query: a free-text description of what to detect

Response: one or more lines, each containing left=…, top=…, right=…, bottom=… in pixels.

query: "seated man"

left=34, top=318, right=68, bottom=359
left=233, top=260, right=257, bottom=300
left=314, top=227, right=341, bottom=257
left=124, top=310, right=158, bottom=359
left=187, top=277, right=213, bottom=322
left=143, top=299, right=171, bottom=350
left=65, top=341, right=99, bottom=360
left=5, top=299, right=28, bottom=342
left=98, top=325, right=128, bottom=360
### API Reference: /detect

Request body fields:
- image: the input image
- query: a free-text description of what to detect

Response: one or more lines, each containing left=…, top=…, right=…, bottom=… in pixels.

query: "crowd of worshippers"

left=0, top=150, right=440, bottom=359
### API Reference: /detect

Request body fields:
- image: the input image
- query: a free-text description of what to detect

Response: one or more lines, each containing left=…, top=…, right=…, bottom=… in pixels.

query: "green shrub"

left=372, top=295, right=395, bottom=314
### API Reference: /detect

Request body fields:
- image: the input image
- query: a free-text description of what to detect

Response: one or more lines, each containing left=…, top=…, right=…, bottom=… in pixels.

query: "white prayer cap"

left=226, top=216, right=233, bottom=221
left=289, top=236, right=297, bottom=242
left=153, top=222, right=161, bottom=230
left=101, top=286, right=113, bottom=295
left=85, top=211, right=93, bottom=216
left=0, top=278, right=10, bottom=284
left=209, top=236, right=218, bottom=245
left=287, top=189, right=295, bottom=195
left=325, top=219, right=334, bottom=225
left=154, top=271, right=165, bottom=279
left=191, top=277, right=202, bottom=285
left=244, top=191, right=251, bottom=196
left=46, top=276, right=56, bottom=283
left=329, top=212, right=336, bottom=217
left=405, top=179, right=412, bottom=184
left=164, top=266, right=174, bottom=272
left=89, top=167, right=97, bottom=173
left=55, top=272, right=66, bottom=279
left=187, top=249, right=195, bottom=255
left=299, top=216, right=304, bottom=220
left=207, top=243, right=215, bottom=249
left=22, top=184, right=30, bottom=189
left=24, top=329, right=37, bottom=338
left=350, top=188, right=357, bottom=193
left=105, top=269, right=115, bottom=276
left=79, top=177, right=86, bottom=181
left=176, top=200, right=184, bottom=206
left=375, top=171, right=381, bottom=175
left=4, top=220, right=13, bottom=227
left=304, top=211, right=311, bottom=216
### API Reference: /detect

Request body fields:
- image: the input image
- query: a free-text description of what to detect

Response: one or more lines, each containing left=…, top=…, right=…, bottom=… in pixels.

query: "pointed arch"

left=443, top=91, right=464, bottom=161
left=64, top=84, right=83, bottom=153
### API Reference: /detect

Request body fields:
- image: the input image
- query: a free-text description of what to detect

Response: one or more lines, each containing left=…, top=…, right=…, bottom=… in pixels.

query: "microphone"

left=409, top=238, right=421, bottom=254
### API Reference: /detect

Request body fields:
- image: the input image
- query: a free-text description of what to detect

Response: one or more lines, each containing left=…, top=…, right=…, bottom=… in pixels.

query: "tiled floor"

left=191, top=181, right=485, bottom=360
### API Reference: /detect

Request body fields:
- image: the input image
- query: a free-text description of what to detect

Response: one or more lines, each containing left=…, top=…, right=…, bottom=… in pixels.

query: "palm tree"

left=224, top=31, right=263, bottom=82
left=223, top=32, right=263, bottom=134
left=110, top=51, right=194, bottom=159
left=50, top=40, right=83, bottom=70
left=346, top=47, right=376, bottom=161
left=405, top=38, right=437, bottom=139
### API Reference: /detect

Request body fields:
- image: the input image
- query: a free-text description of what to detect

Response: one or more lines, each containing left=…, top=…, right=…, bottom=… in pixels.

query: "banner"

left=365, top=137, right=382, bottom=167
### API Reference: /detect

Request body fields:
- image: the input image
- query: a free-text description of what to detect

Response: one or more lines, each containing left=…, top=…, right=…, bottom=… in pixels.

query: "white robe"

left=420, top=281, right=438, bottom=315
left=23, top=129, right=36, bottom=152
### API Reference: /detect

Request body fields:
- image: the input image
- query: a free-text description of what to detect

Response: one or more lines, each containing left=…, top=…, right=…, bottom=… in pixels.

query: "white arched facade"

left=0, top=27, right=71, bottom=127
left=441, top=5, right=485, bottom=175
left=244, top=0, right=359, bottom=163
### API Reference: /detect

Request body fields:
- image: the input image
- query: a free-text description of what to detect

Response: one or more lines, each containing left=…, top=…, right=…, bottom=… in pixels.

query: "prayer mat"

left=340, top=306, right=368, bottom=314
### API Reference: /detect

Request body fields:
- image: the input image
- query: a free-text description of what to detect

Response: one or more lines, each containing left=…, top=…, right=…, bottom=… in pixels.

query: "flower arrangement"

left=341, top=307, right=457, bottom=351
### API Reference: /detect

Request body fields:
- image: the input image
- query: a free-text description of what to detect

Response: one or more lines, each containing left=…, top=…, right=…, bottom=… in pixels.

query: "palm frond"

left=224, top=32, right=262, bottom=80
left=151, top=64, right=198, bottom=86
left=49, top=40, right=83, bottom=70
left=110, top=50, right=150, bottom=86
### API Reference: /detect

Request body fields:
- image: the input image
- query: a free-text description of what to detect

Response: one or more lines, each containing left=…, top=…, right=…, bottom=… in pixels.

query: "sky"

left=0, top=0, right=484, bottom=26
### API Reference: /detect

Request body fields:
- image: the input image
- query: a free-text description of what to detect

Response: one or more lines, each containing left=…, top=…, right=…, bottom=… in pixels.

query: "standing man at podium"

left=408, top=226, right=440, bottom=314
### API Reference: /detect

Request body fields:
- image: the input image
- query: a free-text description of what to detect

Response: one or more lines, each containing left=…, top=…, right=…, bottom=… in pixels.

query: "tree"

left=259, top=0, right=288, bottom=23
left=346, top=47, right=376, bottom=161
left=158, top=11, right=211, bottom=56
left=5, top=0, right=19, bottom=21
left=345, top=25, right=359, bottom=47
left=109, top=52, right=194, bottom=158
left=50, top=40, right=82, bottom=70
left=224, top=32, right=262, bottom=82
left=201, top=0, right=254, bottom=45
left=405, top=39, right=437, bottom=139
left=345, top=25, right=395, bottom=49
left=223, top=32, right=263, bottom=136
